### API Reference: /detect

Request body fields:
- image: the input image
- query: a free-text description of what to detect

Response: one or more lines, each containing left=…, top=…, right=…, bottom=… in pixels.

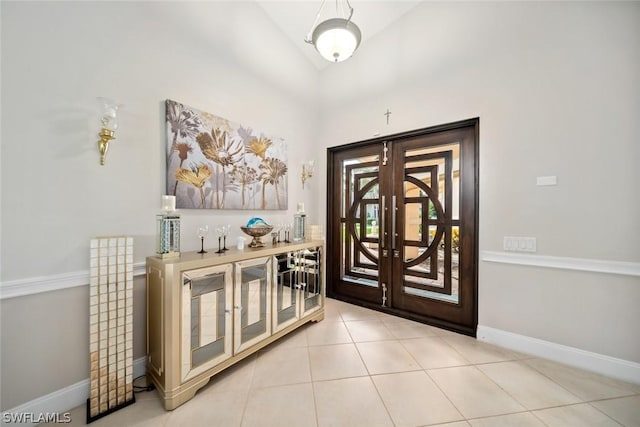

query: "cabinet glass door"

left=298, top=247, right=323, bottom=317
left=181, top=264, right=232, bottom=382
left=272, top=253, right=299, bottom=332
left=234, top=257, right=272, bottom=353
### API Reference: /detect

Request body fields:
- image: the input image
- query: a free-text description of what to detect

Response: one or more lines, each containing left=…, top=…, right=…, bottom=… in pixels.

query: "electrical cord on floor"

left=132, top=374, right=156, bottom=393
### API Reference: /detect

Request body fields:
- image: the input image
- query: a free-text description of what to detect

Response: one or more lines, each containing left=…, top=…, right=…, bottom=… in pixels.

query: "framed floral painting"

left=165, top=99, right=288, bottom=210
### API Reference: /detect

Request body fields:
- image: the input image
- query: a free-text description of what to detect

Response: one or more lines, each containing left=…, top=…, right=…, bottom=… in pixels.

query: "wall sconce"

left=97, top=97, right=120, bottom=166
left=301, top=160, right=314, bottom=189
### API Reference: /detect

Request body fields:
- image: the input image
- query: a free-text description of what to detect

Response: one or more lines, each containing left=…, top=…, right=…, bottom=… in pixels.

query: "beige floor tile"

left=308, top=343, right=368, bottom=381
left=323, top=299, right=342, bottom=321
left=356, top=340, right=421, bottom=375
left=267, top=326, right=308, bottom=349
left=432, top=328, right=471, bottom=338
left=533, top=403, right=623, bottom=426
left=46, top=302, right=639, bottom=427
left=376, top=311, right=404, bottom=321
left=251, top=346, right=311, bottom=388
left=344, top=319, right=394, bottom=342
left=468, top=412, right=546, bottom=427
left=306, top=320, right=353, bottom=346
left=131, top=385, right=163, bottom=402
left=429, top=422, right=471, bottom=427
left=241, top=383, right=316, bottom=427
left=382, top=317, right=441, bottom=339
left=202, top=353, right=256, bottom=394
left=372, top=371, right=463, bottom=426
left=401, top=336, right=470, bottom=369
left=478, top=361, right=582, bottom=409
left=314, top=377, right=393, bottom=427
left=525, top=358, right=639, bottom=401
left=442, top=334, right=525, bottom=364
left=591, top=395, right=640, bottom=427
left=166, top=389, right=246, bottom=427
left=338, top=303, right=381, bottom=321
left=59, top=398, right=170, bottom=427
left=428, top=366, right=526, bottom=419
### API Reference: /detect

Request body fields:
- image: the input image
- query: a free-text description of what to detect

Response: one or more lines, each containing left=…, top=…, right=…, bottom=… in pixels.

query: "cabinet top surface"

left=147, top=240, right=324, bottom=269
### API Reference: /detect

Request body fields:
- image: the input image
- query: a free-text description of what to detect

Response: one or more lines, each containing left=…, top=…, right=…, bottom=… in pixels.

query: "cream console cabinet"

left=146, top=241, right=324, bottom=410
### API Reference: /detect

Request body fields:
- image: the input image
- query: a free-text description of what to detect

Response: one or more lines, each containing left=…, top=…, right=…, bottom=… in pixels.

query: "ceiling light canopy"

left=305, top=0, right=362, bottom=63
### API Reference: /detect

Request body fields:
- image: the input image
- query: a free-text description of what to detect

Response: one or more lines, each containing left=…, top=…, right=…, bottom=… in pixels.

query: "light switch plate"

left=503, top=236, right=537, bottom=252
left=536, top=176, right=557, bottom=186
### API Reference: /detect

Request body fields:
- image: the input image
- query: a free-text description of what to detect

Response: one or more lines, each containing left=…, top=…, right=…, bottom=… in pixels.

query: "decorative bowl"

left=240, top=225, right=274, bottom=248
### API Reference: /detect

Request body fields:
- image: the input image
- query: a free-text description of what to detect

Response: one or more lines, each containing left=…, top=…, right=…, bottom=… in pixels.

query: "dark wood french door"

left=326, top=119, right=479, bottom=336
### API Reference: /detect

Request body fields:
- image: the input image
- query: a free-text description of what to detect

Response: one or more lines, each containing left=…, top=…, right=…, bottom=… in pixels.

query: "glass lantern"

left=293, top=203, right=306, bottom=242
left=156, top=213, right=181, bottom=258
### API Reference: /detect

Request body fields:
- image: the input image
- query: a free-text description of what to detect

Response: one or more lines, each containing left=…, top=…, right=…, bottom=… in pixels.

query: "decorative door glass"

left=181, top=264, right=233, bottom=381
left=234, top=257, right=272, bottom=352
left=400, top=143, right=460, bottom=304
left=341, top=155, right=380, bottom=288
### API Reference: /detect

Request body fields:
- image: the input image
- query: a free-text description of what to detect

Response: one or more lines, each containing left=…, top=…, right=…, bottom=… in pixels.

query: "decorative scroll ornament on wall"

left=165, top=99, right=288, bottom=210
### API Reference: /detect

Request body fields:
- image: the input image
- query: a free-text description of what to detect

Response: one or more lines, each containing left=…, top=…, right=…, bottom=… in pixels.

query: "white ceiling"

left=256, top=1, right=422, bottom=69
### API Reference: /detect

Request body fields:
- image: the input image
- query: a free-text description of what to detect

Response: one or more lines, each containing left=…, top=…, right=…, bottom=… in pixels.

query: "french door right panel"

left=327, top=119, right=478, bottom=335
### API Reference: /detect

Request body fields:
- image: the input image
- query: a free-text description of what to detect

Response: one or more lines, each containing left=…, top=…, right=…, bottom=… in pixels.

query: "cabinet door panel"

left=182, top=264, right=233, bottom=382
left=235, top=257, right=272, bottom=353
left=299, top=247, right=323, bottom=317
left=273, top=253, right=300, bottom=332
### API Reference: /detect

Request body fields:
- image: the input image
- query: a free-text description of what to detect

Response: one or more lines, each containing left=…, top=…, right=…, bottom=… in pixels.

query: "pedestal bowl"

left=240, top=225, right=273, bottom=248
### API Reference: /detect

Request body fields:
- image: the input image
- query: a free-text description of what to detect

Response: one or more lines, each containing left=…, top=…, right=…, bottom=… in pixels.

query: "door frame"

left=326, top=118, right=479, bottom=336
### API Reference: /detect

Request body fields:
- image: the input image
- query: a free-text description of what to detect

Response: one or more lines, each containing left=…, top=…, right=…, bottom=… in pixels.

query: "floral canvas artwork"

left=166, top=99, right=288, bottom=210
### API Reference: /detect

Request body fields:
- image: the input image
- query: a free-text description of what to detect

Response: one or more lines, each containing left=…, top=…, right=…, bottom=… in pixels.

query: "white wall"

left=0, top=1, right=320, bottom=410
left=317, top=1, right=640, bottom=363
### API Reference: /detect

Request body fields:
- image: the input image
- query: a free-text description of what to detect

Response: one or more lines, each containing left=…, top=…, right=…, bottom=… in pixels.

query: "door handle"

left=382, top=283, right=387, bottom=307
left=391, top=195, right=397, bottom=250
left=380, top=195, right=386, bottom=249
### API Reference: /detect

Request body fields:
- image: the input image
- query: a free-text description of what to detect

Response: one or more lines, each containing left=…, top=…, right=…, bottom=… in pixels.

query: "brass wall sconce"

left=97, top=97, right=120, bottom=166
left=301, top=160, right=314, bottom=189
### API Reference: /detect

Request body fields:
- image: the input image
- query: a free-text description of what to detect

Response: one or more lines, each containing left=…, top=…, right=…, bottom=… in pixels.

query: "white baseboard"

left=1, top=357, right=147, bottom=426
left=477, top=325, right=640, bottom=385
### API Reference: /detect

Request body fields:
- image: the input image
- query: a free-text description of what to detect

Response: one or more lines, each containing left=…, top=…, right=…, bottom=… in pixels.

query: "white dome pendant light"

left=305, top=0, right=362, bottom=63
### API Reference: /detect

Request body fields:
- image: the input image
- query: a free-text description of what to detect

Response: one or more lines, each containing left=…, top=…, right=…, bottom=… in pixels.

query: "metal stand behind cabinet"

left=146, top=241, right=324, bottom=410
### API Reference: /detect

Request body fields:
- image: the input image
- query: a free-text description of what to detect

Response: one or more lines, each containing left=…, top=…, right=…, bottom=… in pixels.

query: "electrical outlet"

left=503, top=236, right=537, bottom=252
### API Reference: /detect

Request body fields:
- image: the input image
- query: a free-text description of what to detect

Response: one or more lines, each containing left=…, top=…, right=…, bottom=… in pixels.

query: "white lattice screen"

left=88, top=237, right=135, bottom=422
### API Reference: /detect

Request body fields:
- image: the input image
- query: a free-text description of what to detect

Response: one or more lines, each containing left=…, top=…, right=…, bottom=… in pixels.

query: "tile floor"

left=49, top=299, right=640, bottom=427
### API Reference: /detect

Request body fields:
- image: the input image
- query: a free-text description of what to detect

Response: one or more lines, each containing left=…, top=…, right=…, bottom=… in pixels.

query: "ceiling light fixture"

left=305, top=0, right=362, bottom=63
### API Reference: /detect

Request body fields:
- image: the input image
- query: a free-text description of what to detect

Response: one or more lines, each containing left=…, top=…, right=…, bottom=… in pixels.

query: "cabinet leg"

left=161, top=377, right=211, bottom=410
left=309, top=311, right=325, bottom=323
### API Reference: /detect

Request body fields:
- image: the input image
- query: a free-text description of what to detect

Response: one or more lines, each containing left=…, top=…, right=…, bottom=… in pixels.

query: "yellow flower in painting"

left=247, top=137, right=272, bottom=159
left=175, top=164, right=212, bottom=188
left=196, top=129, right=243, bottom=167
